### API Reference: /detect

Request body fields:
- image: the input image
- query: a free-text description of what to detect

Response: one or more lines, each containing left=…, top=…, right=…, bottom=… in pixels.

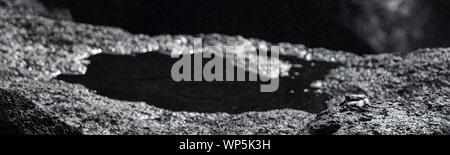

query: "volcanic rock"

left=0, top=0, right=449, bottom=135
left=0, top=88, right=81, bottom=135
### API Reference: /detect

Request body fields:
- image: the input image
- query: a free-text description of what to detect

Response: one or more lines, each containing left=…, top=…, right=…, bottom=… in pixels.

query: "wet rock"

left=0, top=88, right=82, bottom=135
left=56, top=52, right=336, bottom=114
left=340, top=94, right=371, bottom=109
left=308, top=90, right=450, bottom=135
left=0, top=0, right=449, bottom=135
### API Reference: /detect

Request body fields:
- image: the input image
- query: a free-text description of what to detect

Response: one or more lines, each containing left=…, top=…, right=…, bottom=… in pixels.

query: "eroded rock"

left=0, top=0, right=449, bottom=135
left=0, top=89, right=82, bottom=135
left=308, top=90, right=450, bottom=135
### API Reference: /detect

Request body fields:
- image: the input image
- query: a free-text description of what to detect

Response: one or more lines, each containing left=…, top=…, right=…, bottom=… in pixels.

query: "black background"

left=40, top=0, right=372, bottom=54
left=38, top=0, right=450, bottom=54
left=0, top=135, right=446, bottom=153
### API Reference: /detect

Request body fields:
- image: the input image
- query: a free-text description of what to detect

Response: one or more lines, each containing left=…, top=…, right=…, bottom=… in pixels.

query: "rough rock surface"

left=0, top=89, right=81, bottom=135
left=0, top=0, right=449, bottom=135
left=309, top=90, right=450, bottom=135
left=31, top=0, right=450, bottom=54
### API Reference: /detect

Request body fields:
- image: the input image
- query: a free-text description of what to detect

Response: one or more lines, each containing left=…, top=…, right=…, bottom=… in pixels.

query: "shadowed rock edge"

left=0, top=0, right=449, bottom=135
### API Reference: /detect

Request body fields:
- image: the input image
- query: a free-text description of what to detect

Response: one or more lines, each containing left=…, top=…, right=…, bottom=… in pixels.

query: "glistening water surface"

left=57, top=52, right=338, bottom=114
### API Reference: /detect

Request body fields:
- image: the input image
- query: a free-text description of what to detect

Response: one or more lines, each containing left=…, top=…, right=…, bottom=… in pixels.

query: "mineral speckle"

left=0, top=88, right=81, bottom=135
left=0, top=0, right=449, bottom=135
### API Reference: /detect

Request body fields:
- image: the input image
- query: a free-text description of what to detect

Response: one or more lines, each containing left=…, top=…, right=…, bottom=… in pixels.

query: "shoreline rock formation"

left=0, top=0, right=449, bottom=135
left=0, top=89, right=81, bottom=135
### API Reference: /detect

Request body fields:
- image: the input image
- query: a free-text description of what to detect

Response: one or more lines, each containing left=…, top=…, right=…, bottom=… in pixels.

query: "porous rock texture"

left=0, top=0, right=449, bottom=135
left=0, top=89, right=81, bottom=135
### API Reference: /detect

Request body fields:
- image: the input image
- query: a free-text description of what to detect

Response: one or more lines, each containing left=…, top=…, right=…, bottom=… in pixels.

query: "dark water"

left=56, top=52, right=338, bottom=114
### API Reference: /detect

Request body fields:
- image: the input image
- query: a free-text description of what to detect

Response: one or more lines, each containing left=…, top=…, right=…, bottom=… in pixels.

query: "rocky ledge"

left=0, top=89, right=81, bottom=135
left=0, top=0, right=449, bottom=135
